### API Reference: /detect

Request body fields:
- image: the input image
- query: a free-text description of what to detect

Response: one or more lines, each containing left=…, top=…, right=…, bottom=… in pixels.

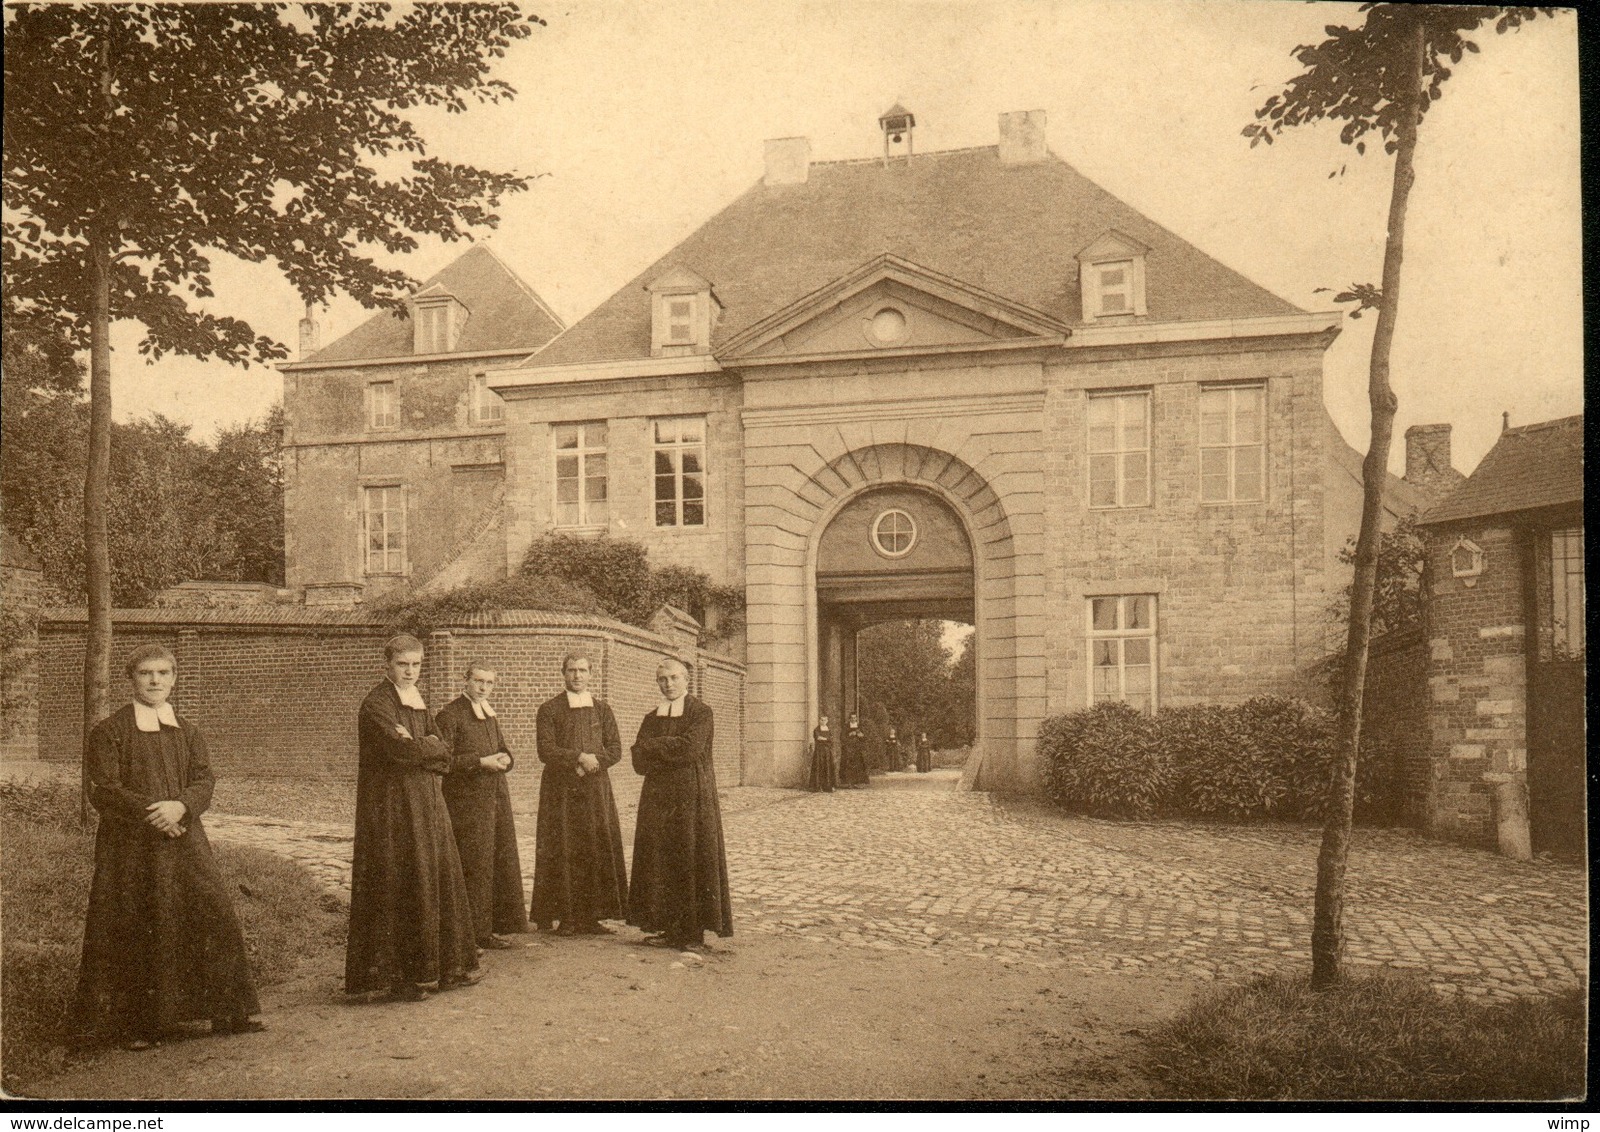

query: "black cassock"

left=436, top=696, right=528, bottom=944
left=530, top=693, right=628, bottom=928
left=345, top=681, right=479, bottom=994
left=916, top=735, right=933, bottom=773
left=808, top=725, right=835, bottom=792
left=838, top=725, right=870, bottom=787
left=627, top=696, right=733, bottom=941
left=73, top=705, right=260, bottom=1043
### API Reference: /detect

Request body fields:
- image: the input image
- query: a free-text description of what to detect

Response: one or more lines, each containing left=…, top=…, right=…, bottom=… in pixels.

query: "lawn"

left=1148, top=970, right=1588, bottom=1100
left=0, top=779, right=345, bottom=1094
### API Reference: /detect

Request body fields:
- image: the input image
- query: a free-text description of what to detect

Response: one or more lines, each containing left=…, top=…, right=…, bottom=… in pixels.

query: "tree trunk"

left=82, top=235, right=113, bottom=825
left=81, top=30, right=116, bottom=826
left=1310, top=17, right=1425, bottom=990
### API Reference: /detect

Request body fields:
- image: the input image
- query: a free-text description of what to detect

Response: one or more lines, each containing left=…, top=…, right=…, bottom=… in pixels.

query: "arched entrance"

left=813, top=484, right=975, bottom=744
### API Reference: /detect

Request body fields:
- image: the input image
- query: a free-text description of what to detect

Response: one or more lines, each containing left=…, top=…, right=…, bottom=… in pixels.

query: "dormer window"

left=1077, top=231, right=1149, bottom=322
left=1094, top=261, right=1133, bottom=315
left=411, top=288, right=468, bottom=354
left=647, top=265, right=720, bottom=357
left=668, top=298, right=695, bottom=344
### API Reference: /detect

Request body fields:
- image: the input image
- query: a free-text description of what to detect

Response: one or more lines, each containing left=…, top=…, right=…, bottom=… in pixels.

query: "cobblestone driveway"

left=208, top=780, right=1586, bottom=1001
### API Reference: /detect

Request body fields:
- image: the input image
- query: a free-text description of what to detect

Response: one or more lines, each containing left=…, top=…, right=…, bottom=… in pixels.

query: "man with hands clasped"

left=531, top=652, right=629, bottom=935
left=437, top=663, right=530, bottom=949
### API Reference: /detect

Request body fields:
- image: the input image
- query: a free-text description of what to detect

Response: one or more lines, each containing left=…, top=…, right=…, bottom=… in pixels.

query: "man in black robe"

left=531, top=652, right=628, bottom=934
left=345, top=634, right=481, bottom=1001
left=436, top=663, right=528, bottom=949
left=628, top=659, right=733, bottom=950
left=916, top=730, right=934, bottom=773
left=838, top=714, right=870, bottom=787
left=73, top=644, right=261, bottom=1050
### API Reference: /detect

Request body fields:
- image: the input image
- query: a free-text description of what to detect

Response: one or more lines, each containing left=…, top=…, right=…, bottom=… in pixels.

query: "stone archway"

left=813, top=484, right=974, bottom=733
left=777, top=443, right=1019, bottom=789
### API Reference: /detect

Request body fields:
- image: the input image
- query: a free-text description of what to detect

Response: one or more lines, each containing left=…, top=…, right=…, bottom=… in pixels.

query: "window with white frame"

left=666, top=298, right=695, bottom=345
left=1088, top=391, right=1150, bottom=507
left=1094, top=260, right=1134, bottom=316
left=471, top=373, right=504, bottom=424
left=1088, top=595, right=1157, bottom=712
left=1199, top=384, right=1265, bottom=502
left=414, top=302, right=451, bottom=354
left=553, top=422, right=608, bottom=528
left=1550, top=527, right=1584, bottom=657
left=363, top=485, right=406, bottom=575
left=367, top=381, right=397, bottom=430
left=654, top=416, right=706, bottom=527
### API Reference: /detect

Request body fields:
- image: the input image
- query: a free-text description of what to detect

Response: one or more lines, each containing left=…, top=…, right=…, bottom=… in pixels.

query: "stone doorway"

left=814, top=485, right=976, bottom=767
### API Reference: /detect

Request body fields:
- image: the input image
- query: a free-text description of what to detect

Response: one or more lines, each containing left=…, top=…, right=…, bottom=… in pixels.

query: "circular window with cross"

left=871, top=508, right=918, bottom=558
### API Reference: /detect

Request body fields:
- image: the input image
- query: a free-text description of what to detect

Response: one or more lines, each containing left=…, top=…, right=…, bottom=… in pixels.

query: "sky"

left=103, top=0, right=1582, bottom=479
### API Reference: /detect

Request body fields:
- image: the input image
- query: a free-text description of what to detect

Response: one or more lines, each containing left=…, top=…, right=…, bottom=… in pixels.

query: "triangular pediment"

left=719, top=254, right=1070, bottom=360
left=1078, top=229, right=1149, bottom=263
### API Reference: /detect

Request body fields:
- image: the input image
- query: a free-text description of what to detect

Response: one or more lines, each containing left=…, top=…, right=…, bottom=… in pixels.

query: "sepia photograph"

left=0, top=0, right=1585, bottom=1107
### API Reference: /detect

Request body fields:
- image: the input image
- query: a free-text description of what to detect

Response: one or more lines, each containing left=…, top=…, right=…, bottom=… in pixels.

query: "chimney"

left=763, top=137, right=811, bottom=186
left=999, top=109, right=1047, bottom=164
left=297, top=303, right=321, bottom=360
left=1404, top=423, right=1464, bottom=499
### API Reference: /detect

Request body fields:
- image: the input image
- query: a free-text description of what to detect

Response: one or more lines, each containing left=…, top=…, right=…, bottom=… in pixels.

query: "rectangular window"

left=472, top=373, right=504, bottom=424
left=668, top=299, right=694, bottom=343
left=367, top=381, right=397, bottom=430
left=1088, top=595, right=1157, bottom=712
left=415, top=304, right=450, bottom=354
left=653, top=416, right=707, bottom=527
left=1199, top=384, right=1265, bottom=502
left=1096, top=261, right=1132, bottom=316
left=1087, top=391, right=1150, bottom=508
left=363, top=485, right=406, bottom=575
left=553, top=422, right=608, bottom=527
left=1550, top=528, right=1584, bottom=656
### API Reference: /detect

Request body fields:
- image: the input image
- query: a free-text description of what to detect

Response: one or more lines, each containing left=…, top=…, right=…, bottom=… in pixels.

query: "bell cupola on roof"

left=879, top=102, right=916, bottom=160
left=647, top=265, right=721, bottom=357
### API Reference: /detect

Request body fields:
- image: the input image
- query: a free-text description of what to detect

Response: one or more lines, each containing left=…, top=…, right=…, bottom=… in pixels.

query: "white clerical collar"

left=388, top=680, right=426, bottom=710
left=655, top=695, right=687, bottom=717
left=565, top=690, right=594, bottom=709
left=133, top=701, right=179, bottom=732
left=470, top=697, right=497, bottom=719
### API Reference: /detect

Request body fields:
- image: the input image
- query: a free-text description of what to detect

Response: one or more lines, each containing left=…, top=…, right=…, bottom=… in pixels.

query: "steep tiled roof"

left=1325, top=415, right=1433, bottom=518
left=530, top=146, right=1303, bottom=368
left=307, top=244, right=564, bottom=364
left=1421, top=415, right=1584, bottom=526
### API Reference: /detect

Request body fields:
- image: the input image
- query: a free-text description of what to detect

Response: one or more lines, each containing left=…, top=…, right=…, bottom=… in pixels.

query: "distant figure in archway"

left=808, top=715, right=836, bottom=793
left=838, top=715, right=870, bottom=788
left=916, top=730, right=933, bottom=774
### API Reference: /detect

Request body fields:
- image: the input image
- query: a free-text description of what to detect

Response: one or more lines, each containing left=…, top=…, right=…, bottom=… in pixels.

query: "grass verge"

left=1, top=779, right=345, bottom=1094
left=1148, top=971, right=1587, bottom=1100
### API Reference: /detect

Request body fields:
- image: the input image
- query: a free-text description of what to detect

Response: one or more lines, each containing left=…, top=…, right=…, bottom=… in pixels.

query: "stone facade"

left=277, top=113, right=1461, bottom=797
left=37, top=608, right=744, bottom=786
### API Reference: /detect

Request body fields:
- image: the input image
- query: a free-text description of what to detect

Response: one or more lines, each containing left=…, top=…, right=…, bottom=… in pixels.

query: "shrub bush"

left=1038, top=696, right=1361, bottom=823
left=374, top=532, right=746, bottom=650
left=1038, top=702, right=1168, bottom=818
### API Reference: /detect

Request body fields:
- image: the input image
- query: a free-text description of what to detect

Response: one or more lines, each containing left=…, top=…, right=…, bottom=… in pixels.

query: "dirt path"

left=31, top=928, right=1195, bottom=1101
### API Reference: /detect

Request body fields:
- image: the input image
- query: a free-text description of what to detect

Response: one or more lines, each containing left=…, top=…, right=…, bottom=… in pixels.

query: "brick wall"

left=1420, top=523, right=1528, bottom=846
left=1361, top=624, right=1429, bottom=824
left=37, top=608, right=744, bottom=784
